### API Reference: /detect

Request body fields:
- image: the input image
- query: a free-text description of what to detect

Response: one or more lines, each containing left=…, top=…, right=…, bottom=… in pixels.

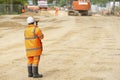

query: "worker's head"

left=27, top=16, right=34, bottom=24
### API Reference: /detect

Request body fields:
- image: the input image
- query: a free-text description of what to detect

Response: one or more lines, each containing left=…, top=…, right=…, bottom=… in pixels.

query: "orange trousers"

left=27, top=56, right=40, bottom=66
left=55, top=11, right=58, bottom=16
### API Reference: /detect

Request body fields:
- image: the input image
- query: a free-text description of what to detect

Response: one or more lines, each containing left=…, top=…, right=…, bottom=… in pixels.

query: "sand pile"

left=12, top=15, right=28, bottom=19
left=0, top=16, right=5, bottom=19
left=21, top=11, right=53, bottom=17
left=40, top=11, right=53, bottom=16
left=22, top=12, right=40, bottom=16
left=0, top=21, right=23, bottom=28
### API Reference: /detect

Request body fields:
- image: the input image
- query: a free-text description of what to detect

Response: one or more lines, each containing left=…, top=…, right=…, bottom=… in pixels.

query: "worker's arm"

left=36, top=27, right=44, bottom=40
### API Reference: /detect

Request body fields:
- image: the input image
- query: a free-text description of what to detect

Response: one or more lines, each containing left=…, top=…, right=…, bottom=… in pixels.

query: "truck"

left=27, top=0, right=48, bottom=12
left=38, top=0, right=48, bottom=10
left=27, top=6, right=39, bottom=12
left=68, top=0, right=91, bottom=16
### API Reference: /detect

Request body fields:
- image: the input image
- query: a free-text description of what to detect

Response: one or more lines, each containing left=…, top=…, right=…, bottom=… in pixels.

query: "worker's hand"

left=41, top=34, right=44, bottom=39
left=38, top=34, right=44, bottom=40
left=35, top=20, right=39, bottom=22
left=35, top=20, right=39, bottom=26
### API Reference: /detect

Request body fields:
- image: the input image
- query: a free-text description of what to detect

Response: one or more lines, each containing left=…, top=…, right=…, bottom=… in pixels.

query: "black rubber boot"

left=28, top=66, right=33, bottom=77
left=33, top=66, right=43, bottom=78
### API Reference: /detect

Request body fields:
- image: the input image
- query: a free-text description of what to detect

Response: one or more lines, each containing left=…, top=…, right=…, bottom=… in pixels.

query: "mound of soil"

left=0, top=21, right=23, bottom=28
left=21, top=11, right=53, bottom=17
left=12, top=15, right=28, bottom=19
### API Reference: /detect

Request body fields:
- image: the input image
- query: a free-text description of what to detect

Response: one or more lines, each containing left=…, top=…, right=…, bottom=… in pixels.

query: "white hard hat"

left=27, top=16, right=34, bottom=24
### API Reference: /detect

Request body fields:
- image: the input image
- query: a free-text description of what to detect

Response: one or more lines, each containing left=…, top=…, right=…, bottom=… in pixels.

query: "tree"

left=91, top=0, right=109, bottom=5
left=111, top=0, right=116, bottom=14
left=48, top=0, right=53, bottom=3
left=0, top=0, right=28, bottom=14
left=0, top=0, right=27, bottom=5
left=10, top=0, right=13, bottom=14
left=47, top=0, right=67, bottom=7
left=0, top=0, right=5, bottom=4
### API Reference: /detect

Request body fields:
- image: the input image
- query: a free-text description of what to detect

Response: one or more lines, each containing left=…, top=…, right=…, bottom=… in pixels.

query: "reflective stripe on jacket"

left=24, top=24, right=44, bottom=57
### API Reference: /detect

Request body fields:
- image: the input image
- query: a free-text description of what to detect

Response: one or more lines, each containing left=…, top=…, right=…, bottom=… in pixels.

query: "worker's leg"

left=27, top=56, right=33, bottom=77
left=33, top=56, right=40, bottom=66
left=32, top=56, right=43, bottom=78
left=55, top=11, right=58, bottom=16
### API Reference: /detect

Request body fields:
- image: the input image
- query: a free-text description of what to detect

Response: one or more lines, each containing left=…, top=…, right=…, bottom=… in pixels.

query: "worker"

left=22, top=7, right=26, bottom=13
left=24, top=16, right=44, bottom=78
left=55, top=6, right=59, bottom=16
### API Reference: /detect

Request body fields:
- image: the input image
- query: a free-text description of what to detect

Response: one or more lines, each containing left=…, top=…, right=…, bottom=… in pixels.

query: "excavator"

left=68, top=0, right=91, bottom=16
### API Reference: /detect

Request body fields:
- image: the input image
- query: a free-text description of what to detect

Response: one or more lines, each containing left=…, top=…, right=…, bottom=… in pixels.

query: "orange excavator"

left=68, top=0, right=91, bottom=16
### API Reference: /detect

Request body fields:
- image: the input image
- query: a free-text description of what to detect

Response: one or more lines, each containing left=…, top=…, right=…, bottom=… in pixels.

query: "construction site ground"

left=0, top=11, right=120, bottom=80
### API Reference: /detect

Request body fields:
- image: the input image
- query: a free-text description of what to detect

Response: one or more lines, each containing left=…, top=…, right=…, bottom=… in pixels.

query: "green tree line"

left=48, top=0, right=120, bottom=7
left=92, top=0, right=120, bottom=4
left=0, top=0, right=27, bottom=5
left=0, top=0, right=120, bottom=6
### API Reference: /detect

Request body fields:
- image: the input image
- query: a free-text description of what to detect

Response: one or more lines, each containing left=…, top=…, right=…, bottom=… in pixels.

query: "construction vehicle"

left=68, top=0, right=91, bottom=16
left=27, top=6, right=39, bottom=12
left=38, top=0, right=48, bottom=10
left=27, top=0, right=48, bottom=12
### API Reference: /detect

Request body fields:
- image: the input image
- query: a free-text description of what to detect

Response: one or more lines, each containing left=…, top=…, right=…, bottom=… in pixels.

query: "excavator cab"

left=68, top=0, right=91, bottom=16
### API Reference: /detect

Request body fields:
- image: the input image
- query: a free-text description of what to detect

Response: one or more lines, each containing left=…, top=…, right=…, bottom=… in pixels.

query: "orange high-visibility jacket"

left=24, top=24, right=44, bottom=57
left=55, top=7, right=59, bottom=11
left=22, top=9, right=26, bottom=13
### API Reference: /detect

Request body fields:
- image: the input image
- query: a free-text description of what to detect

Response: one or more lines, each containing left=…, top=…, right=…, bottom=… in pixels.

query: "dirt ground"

left=0, top=11, right=120, bottom=80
